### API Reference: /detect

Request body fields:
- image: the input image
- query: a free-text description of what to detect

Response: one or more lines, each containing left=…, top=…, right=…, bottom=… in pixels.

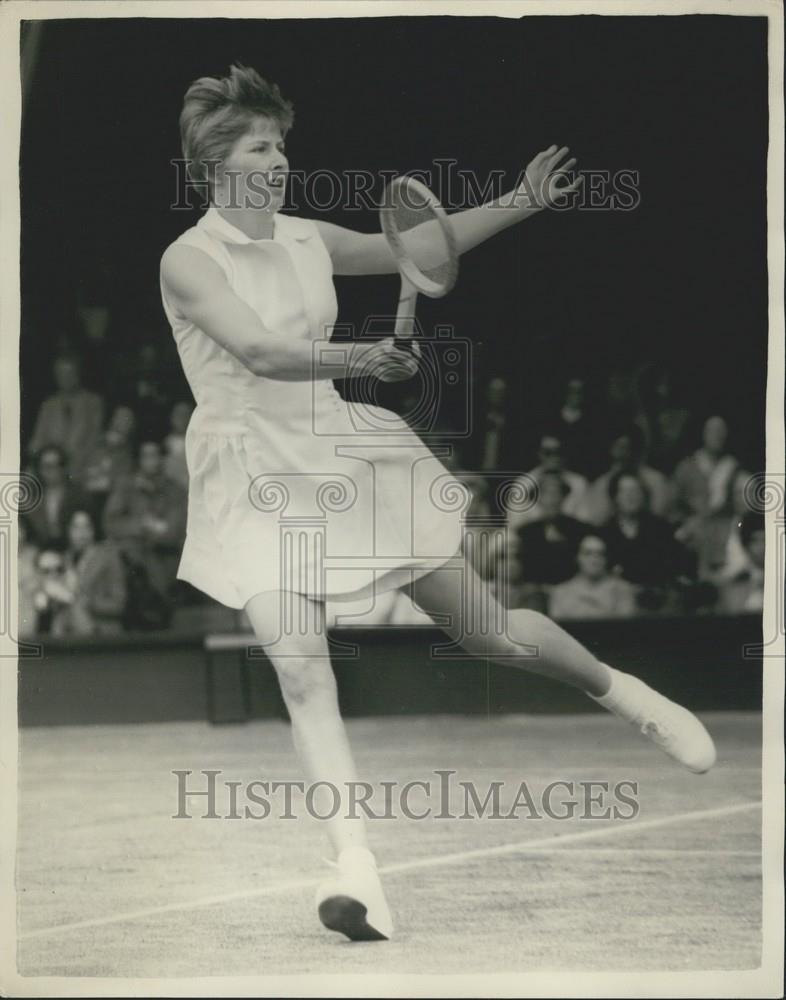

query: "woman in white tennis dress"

left=161, top=204, right=464, bottom=607
left=161, top=65, right=715, bottom=944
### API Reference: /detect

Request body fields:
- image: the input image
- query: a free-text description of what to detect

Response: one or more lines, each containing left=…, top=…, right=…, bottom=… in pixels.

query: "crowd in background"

left=454, top=374, right=765, bottom=623
left=18, top=345, right=765, bottom=638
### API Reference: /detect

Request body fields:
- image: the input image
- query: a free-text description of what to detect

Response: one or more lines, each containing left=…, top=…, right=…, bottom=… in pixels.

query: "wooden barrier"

left=17, top=615, right=763, bottom=726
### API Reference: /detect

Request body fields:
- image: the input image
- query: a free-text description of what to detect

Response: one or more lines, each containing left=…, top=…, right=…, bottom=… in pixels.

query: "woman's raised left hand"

left=516, top=145, right=583, bottom=211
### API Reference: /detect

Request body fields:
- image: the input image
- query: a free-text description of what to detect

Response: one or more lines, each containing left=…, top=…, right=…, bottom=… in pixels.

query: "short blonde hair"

left=180, top=64, right=294, bottom=188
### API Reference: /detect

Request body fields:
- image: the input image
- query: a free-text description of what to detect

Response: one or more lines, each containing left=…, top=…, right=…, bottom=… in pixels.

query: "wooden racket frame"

left=379, top=175, right=458, bottom=344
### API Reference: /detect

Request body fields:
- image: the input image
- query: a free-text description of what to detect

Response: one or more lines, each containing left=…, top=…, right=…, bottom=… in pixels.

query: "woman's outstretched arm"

left=316, top=145, right=583, bottom=276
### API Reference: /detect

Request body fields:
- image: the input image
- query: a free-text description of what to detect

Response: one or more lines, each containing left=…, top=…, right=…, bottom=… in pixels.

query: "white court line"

left=500, top=848, right=761, bottom=858
left=380, top=800, right=761, bottom=876
left=19, top=799, right=760, bottom=941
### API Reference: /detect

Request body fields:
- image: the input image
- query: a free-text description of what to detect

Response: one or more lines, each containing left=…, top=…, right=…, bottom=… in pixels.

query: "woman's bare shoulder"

left=160, top=241, right=227, bottom=300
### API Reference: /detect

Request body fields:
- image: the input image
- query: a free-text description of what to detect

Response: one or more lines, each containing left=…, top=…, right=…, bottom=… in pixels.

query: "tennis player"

left=160, top=66, right=716, bottom=943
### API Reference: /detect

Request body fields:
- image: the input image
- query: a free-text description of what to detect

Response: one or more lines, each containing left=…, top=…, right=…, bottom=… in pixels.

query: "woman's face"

left=577, top=536, right=607, bottom=580
left=215, top=116, right=289, bottom=212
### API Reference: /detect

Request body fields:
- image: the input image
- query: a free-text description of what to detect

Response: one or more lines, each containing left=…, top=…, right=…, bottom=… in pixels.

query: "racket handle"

left=393, top=281, right=418, bottom=342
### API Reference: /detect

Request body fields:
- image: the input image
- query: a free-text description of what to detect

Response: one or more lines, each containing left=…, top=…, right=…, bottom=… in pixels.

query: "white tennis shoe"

left=593, top=667, right=717, bottom=774
left=316, top=846, right=393, bottom=941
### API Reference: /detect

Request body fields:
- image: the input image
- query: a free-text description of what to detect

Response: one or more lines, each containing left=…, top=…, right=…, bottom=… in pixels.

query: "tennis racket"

left=379, top=175, right=459, bottom=352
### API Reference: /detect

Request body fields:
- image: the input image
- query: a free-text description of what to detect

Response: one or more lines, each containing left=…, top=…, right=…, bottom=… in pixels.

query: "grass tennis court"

left=17, top=711, right=761, bottom=976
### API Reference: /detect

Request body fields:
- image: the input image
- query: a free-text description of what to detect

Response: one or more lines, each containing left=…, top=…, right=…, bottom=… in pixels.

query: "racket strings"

left=389, top=181, right=455, bottom=289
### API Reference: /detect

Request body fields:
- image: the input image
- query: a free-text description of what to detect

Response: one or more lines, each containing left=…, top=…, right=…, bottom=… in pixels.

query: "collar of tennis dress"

left=200, top=206, right=312, bottom=244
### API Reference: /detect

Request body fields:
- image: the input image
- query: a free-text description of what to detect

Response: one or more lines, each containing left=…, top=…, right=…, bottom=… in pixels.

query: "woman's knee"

left=246, top=591, right=329, bottom=653
left=273, top=656, right=337, bottom=708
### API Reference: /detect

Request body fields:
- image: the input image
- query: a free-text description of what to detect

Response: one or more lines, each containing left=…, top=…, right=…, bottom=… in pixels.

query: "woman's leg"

left=245, top=589, right=366, bottom=857
left=406, top=558, right=716, bottom=773
left=245, top=589, right=393, bottom=940
left=408, top=560, right=612, bottom=695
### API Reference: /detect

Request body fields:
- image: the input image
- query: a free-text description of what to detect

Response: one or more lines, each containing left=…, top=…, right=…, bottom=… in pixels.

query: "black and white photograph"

left=1, top=1, right=783, bottom=995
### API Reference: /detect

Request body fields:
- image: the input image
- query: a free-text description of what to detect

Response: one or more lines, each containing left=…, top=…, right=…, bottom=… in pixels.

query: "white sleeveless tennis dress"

left=160, top=207, right=464, bottom=609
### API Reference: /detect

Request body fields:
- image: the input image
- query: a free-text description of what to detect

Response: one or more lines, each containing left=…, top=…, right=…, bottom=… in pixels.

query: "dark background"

left=19, top=14, right=769, bottom=468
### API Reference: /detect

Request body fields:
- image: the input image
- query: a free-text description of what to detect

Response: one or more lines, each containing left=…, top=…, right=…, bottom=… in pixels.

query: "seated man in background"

left=640, top=367, right=693, bottom=473
left=718, top=512, right=765, bottom=614
left=580, top=425, right=672, bottom=526
left=676, top=466, right=753, bottom=584
left=23, top=444, right=92, bottom=551
left=28, top=354, right=104, bottom=479
left=118, top=342, right=178, bottom=441
left=673, top=415, right=739, bottom=523
left=103, top=440, right=187, bottom=616
left=549, top=534, right=637, bottom=621
left=547, top=376, right=603, bottom=478
left=507, top=430, right=589, bottom=531
left=509, top=471, right=590, bottom=611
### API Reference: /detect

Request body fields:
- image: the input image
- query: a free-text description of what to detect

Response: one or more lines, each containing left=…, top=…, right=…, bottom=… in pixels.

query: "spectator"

left=549, top=376, right=602, bottom=477
left=604, top=367, right=649, bottom=453
left=103, top=440, right=187, bottom=608
left=50, top=509, right=127, bottom=636
left=580, top=426, right=672, bottom=526
left=30, top=549, right=73, bottom=635
left=718, top=512, right=765, bottom=614
left=163, top=400, right=194, bottom=489
left=507, top=431, right=589, bottom=530
left=512, top=471, right=590, bottom=588
left=641, top=367, right=692, bottom=473
left=117, top=342, right=175, bottom=440
left=676, top=466, right=753, bottom=583
left=602, top=471, right=694, bottom=610
left=718, top=470, right=760, bottom=582
left=23, top=445, right=92, bottom=550
left=28, top=355, right=104, bottom=478
left=82, top=405, right=138, bottom=518
left=17, top=519, right=40, bottom=638
left=673, top=415, right=739, bottom=522
left=549, top=534, right=637, bottom=620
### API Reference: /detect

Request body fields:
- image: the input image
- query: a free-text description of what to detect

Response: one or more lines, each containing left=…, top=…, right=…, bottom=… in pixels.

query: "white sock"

left=590, top=666, right=654, bottom=724
left=336, top=845, right=377, bottom=871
